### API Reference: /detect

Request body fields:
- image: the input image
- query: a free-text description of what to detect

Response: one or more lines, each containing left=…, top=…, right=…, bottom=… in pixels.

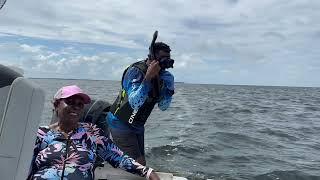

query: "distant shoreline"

left=29, top=77, right=114, bottom=82
left=28, top=77, right=319, bottom=88
left=29, top=77, right=186, bottom=83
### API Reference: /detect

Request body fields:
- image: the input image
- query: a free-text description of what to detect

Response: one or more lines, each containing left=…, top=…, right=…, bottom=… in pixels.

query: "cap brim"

left=61, top=93, right=91, bottom=104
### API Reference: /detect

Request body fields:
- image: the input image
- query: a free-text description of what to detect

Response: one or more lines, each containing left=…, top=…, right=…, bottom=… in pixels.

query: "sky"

left=0, top=0, right=319, bottom=87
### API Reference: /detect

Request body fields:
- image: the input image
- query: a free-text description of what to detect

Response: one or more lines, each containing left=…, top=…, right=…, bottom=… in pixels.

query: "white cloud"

left=0, top=33, right=14, bottom=37
left=0, top=0, right=320, bottom=86
left=0, top=41, right=137, bottom=81
left=221, top=69, right=232, bottom=74
left=20, top=44, right=43, bottom=53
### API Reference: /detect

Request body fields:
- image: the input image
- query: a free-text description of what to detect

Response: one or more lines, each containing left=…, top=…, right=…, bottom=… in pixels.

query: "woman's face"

left=55, top=95, right=85, bottom=124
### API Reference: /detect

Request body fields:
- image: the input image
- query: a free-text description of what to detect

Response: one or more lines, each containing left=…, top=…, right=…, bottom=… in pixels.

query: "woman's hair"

left=53, top=100, right=59, bottom=108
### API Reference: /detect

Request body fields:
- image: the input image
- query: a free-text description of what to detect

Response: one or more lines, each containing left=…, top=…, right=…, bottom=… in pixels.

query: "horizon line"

left=28, top=77, right=320, bottom=88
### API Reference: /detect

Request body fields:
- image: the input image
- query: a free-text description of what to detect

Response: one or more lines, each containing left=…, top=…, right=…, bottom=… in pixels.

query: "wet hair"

left=154, top=42, right=171, bottom=54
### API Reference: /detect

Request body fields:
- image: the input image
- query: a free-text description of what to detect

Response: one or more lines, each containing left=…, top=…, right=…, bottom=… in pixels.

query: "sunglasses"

left=62, top=98, right=85, bottom=109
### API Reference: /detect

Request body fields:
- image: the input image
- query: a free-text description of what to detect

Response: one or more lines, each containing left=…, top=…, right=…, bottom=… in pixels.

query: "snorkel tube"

left=149, top=31, right=161, bottom=98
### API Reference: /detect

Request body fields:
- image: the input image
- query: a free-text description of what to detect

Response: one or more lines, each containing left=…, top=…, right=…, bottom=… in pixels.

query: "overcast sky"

left=0, top=0, right=319, bottom=87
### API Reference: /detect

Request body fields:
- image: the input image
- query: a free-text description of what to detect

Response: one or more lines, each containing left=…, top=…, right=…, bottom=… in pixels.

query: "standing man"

left=108, top=36, right=175, bottom=165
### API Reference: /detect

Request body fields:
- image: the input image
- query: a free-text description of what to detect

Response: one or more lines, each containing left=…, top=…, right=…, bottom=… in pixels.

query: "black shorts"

left=109, top=129, right=145, bottom=159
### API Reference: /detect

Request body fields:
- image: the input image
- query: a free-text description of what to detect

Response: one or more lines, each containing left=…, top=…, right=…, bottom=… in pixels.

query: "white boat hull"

left=95, top=164, right=187, bottom=180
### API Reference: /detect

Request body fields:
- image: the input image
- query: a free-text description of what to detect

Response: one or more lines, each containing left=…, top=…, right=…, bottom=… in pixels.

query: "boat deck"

left=95, top=164, right=187, bottom=180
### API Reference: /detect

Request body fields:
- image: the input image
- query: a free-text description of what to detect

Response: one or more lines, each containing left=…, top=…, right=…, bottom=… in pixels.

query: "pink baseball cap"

left=53, top=85, right=91, bottom=104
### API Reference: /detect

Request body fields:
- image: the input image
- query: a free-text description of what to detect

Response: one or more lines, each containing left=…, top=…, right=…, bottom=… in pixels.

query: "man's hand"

left=145, top=60, right=161, bottom=81
left=148, top=171, right=160, bottom=180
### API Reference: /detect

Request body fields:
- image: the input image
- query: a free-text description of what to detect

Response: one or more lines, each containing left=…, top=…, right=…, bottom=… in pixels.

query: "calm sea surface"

left=31, top=78, right=320, bottom=180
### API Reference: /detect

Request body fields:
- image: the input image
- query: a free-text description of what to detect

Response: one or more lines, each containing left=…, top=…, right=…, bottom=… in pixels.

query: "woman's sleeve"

left=95, top=127, right=152, bottom=178
left=27, top=128, right=43, bottom=179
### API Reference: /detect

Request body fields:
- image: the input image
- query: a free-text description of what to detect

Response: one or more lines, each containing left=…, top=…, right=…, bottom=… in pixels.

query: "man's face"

left=155, top=50, right=171, bottom=61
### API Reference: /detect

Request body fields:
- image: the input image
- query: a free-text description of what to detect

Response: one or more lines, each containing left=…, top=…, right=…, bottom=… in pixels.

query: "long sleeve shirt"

left=107, top=66, right=174, bottom=133
left=27, top=123, right=152, bottom=180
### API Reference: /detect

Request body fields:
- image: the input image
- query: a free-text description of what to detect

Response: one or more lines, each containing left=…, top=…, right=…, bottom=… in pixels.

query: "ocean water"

left=31, top=78, right=320, bottom=180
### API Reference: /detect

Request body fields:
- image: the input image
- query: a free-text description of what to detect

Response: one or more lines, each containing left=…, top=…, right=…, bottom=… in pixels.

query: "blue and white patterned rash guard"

left=107, top=66, right=174, bottom=133
left=27, top=123, right=152, bottom=180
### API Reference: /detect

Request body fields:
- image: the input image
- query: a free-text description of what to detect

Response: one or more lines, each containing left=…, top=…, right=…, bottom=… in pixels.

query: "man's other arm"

left=158, top=70, right=174, bottom=111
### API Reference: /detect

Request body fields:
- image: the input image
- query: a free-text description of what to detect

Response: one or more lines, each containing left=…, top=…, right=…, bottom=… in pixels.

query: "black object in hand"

left=0, top=0, right=7, bottom=10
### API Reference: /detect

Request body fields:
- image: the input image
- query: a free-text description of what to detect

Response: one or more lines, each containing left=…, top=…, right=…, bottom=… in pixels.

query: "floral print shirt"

left=27, top=123, right=151, bottom=180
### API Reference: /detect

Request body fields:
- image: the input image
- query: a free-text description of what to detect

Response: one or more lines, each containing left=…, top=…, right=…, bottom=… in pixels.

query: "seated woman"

left=27, top=85, right=160, bottom=180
